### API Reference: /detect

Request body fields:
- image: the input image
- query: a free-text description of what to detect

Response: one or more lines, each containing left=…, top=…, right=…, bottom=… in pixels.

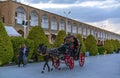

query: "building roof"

left=5, top=26, right=21, bottom=36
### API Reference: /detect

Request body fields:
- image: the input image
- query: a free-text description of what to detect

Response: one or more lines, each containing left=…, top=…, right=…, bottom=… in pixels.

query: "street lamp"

left=64, top=11, right=71, bottom=33
left=22, top=20, right=28, bottom=38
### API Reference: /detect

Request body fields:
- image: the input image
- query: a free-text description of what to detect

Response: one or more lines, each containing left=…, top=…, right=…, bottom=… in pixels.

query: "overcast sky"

left=18, top=0, right=120, bottom=34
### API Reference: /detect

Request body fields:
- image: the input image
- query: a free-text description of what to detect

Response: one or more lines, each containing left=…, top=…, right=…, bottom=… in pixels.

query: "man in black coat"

left=18, top=45, right=24, bottom=67
left=41, top=46, right=50, bottom=73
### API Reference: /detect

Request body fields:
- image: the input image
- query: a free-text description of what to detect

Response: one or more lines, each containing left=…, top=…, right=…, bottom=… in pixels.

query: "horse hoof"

left=58, top=68, right=61, bottom=70
left=51, top=68, right=53, bottom=71
left=41, top=71, right=44, bottom=73
left=48, top=70, right=50, bottom=72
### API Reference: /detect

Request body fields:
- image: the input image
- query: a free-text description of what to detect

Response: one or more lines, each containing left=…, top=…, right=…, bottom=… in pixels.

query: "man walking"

left=41, top=46, right=50, bottom=73
left=18, top=45, right=24, bottom=67
left=23, top=44, right=29, bottom=66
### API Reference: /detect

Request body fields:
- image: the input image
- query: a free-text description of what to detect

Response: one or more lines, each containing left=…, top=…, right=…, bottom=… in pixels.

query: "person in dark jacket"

left=23, top=44, right=29, bottom=66
left=41, top=46, right=50, bottom=73
left=18, top=45, right=24, bottom=67
left=72, top=36, right=79, bottom=59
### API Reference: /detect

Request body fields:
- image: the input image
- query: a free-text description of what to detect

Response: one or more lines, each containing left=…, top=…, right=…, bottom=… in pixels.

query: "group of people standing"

left=18, top=44, right=29, bottom=67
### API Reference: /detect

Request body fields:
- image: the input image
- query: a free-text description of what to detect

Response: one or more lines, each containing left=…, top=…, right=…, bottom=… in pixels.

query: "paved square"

left=0, top=54, right=120, bottom=78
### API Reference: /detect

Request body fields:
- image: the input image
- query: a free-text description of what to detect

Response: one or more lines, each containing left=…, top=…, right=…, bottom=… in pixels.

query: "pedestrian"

left=23, top=44, right=29, bottom=66
left=18, top=44, right=24, bottom=67
left=41, top=46, right=50, bottom=73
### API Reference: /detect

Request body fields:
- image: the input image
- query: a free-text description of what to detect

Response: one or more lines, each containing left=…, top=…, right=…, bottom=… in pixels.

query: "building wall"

left=0, top=0, right=120, bottom=44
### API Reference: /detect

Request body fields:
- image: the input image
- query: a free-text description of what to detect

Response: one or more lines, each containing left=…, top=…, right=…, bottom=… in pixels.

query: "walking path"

left=0, top=54, right=120, bottom=78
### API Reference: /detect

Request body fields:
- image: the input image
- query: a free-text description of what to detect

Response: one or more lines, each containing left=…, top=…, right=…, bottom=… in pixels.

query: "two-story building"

left=0, top=0, right=120, bottom=45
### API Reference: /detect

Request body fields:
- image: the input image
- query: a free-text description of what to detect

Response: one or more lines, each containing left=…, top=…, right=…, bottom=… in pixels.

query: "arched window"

left=91, top=28, right=94, bottom=36
left=1, top=16, right=5, bottom=23
left=66, top=21, right=71, bottom=33
left=87, top=26, right=90, bottom=36
left=15, top=6, right=26, bottom=25
left=83, top=25, right=86, bottom=35
left=59, top=19, right=65, bottom=30
left=51, top=17, right=57, bottom=30
left=78, top=24, right=82, bottom=34
left=98, top=31, right=101, bottom=38
left=30, top=10, right=38, bottom=26
left=72, top=23, right=77, bottom=33
left=101, top=31, right=103, bottom=39
left=41, top=14, right=49, bottom=29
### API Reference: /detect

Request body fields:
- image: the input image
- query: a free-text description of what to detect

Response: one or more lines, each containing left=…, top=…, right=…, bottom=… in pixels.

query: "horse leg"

left=51, top=57, right=54, bottom=71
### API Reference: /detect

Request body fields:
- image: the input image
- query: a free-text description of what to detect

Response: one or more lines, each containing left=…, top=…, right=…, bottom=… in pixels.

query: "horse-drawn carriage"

left=38, top=40, right=85, bottom=70
left=50, top=43, right=85, bottom=69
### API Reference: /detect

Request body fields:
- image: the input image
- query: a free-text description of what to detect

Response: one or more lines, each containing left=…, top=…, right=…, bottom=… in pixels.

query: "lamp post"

left=22, top=20, right=28, bottom=38
left=64, top=11, right=71, bottom=33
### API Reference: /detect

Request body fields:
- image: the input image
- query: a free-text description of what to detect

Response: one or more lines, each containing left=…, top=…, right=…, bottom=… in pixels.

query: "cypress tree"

left=27, top=26, right=50, bottom=61
left=85, top=35, right=98, bottom=56
left=53, top=30, right=66, bottom=47
left=104, top=39, right=114, bottom=54
left=111, top=39, right=117, bottom=51
left=27, top=26, right=50, bottom=52
left=0, top=21, right=14, bottom=65
left=76, top=34, right=86, bottom=52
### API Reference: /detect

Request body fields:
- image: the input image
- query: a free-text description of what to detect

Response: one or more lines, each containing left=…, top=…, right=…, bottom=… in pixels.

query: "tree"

left=85, top=35, right=98, bottom=56
left=53, top=30, right=66, bottom=47
left=115, top=39, right=120, bottom=53
left=27, top=26, right=50, bottom=51
left=27, top=26, right=50, bottom=61
left=98, top=46, right=105, bottom=54
left=0, top=21, right=14, bottom=66
left=76, top=34, right=86, bottom=52
left=104, top=39, right=114, bottom=54
left=110, top=39, right=117, bottom=51
left=110, top=39, right=120, bottom=52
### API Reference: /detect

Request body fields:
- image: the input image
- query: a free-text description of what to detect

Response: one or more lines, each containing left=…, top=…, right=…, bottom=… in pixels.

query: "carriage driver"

left=64, top=33, right=72, bottom=44
left=64, top=33, right=79, bottom=57
left=72, top=35, right=79, bottom=58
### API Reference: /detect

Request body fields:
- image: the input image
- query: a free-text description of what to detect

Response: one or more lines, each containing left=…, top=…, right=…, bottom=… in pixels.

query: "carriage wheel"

left=79, top=52, right=85, bottom=67
left=54, top=58, right=60, bottom=69
left=65, top=54, right=70, bottom=66
left=69, top=57, right=74, bottom=69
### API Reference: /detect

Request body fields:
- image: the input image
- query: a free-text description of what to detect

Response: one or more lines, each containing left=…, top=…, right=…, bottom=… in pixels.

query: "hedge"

left=0, top=21, right=14, bottom=66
